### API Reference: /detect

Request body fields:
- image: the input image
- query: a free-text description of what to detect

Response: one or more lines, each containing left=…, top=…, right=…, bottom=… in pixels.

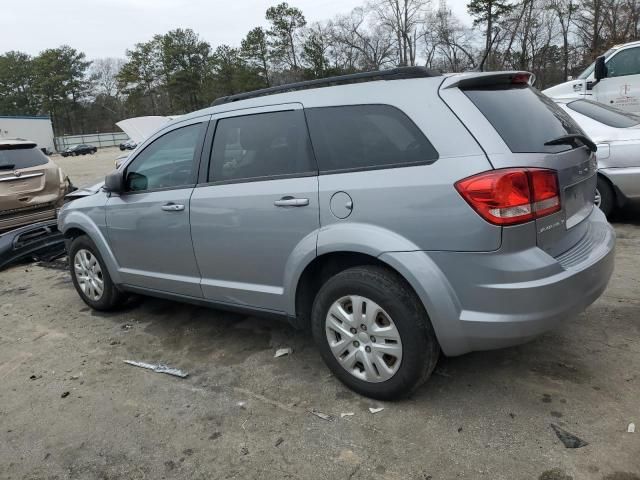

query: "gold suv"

left=0, top=139, right=71, bottom=232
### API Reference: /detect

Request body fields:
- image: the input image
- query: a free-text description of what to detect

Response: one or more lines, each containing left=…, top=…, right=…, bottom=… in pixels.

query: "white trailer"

left=0, top=115, right=56, bottom=152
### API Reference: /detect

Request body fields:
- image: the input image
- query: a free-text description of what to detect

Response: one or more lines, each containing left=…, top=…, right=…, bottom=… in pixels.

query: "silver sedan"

left=556, top=99, right=640, bottom=217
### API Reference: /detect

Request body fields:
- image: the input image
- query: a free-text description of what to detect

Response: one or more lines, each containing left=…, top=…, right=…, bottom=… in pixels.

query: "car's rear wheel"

left=311, top=265, right=440, bottom=400
left=69, top=235, right=128, bottom=311
left=596, top=175, right=615, bottom=218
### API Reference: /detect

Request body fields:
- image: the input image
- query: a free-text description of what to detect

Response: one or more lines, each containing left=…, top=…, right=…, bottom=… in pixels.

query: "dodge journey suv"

left=58, top=67, right=615, bottom=399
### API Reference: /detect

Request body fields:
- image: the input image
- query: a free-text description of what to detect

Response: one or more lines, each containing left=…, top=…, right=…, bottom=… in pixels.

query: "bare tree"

left=90, top=58, right=124, bottom=97
left=369, top=0, right=431, bottom=66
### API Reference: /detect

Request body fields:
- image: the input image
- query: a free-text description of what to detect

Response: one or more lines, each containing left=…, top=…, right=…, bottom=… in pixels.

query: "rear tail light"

left=455, top=168, right=561, bottom=226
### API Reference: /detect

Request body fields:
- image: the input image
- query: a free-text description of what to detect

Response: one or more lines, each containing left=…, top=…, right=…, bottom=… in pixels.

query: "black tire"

left=596, top=175, right=615, bottom=218
left=311, top=265, right=440, bottom=400
left=68, top=235, right=128, bottom=311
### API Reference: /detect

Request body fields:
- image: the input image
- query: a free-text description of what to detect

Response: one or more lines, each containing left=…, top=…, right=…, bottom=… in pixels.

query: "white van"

left=543, top=41, right=640, bottom=113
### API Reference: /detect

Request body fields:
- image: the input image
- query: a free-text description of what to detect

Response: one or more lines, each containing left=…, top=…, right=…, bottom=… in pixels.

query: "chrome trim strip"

left=0, top=172, right=44, bottom=182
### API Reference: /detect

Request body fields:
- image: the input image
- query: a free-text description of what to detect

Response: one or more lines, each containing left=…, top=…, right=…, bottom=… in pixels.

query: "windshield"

left=567, top=99, right=640, bottom=127
left=464, top=85, right=584, bottom=153
left=0, top=145, right=49, bottom=170
left=577, top=48, right=617, bottom=79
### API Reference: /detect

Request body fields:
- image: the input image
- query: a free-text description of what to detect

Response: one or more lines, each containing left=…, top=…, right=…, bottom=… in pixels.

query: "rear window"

left=567, top=99, right=640, bottom=127
left=305, top=104, right=438, bottom=173
left=0, top=145, right=48, bottom=170
left=464, top=85, right=583, bottom=153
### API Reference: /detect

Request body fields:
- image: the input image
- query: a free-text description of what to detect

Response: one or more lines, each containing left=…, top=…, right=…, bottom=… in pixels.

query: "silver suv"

left=58, top=68, right=615, bottom=399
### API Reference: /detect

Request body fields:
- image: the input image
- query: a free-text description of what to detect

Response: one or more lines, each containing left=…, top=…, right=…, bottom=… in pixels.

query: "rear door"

left=440, top=74, right=597, bottom=256
left=105, top=116, right=209, bottom=297
left=190, top=104, right=319, bottom=312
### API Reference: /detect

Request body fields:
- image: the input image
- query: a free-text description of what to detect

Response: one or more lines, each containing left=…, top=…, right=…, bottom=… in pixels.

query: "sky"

left=1, top=0, right=472, bottom=60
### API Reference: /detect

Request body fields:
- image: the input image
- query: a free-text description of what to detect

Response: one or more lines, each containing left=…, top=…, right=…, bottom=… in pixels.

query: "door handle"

left=274, top=197, right=309, bottom=207
left=161, top=203, right=185, bottom=212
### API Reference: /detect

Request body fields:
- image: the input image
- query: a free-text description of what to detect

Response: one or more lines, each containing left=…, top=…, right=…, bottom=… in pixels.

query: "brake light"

left=455, top=168, right=561, bottom=226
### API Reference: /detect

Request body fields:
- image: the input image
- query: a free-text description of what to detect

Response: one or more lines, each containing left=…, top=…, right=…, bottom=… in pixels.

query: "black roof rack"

left=211, top=66, right=439, bottom=106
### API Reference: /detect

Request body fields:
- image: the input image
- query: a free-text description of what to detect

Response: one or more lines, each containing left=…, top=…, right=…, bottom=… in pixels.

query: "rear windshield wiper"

left=0, top=164, right=16, bottom=170
left=544, top=134, right=597, bottom=153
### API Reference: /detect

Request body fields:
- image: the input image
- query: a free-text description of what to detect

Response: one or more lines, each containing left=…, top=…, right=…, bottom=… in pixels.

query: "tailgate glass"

left=463, top=85, right=584, bottom=153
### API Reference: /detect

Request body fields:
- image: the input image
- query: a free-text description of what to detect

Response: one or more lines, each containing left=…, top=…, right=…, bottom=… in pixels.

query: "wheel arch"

left=60, top=211, right=122, bottom=284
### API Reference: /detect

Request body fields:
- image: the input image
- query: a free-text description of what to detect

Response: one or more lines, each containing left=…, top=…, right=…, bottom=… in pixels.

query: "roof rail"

left=211, top=66, right=440, bottom=106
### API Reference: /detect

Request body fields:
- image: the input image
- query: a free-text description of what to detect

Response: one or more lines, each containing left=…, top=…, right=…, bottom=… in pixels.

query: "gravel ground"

left=0, top=148, right=638, bottom=480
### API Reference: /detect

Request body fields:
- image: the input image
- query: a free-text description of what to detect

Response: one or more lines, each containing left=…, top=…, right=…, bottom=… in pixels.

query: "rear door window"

left=305, top=104, right=438, bottom=173
left=208, top=110, right=316, bottom=183
left=0, top=146, right=48, bottom=170
left=464, top=85, right=583, bottom=153
left=567, top=99, right=640, bottom=127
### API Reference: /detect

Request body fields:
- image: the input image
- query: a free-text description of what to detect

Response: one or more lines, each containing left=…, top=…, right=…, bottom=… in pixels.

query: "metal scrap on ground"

left=369, top=407, right=385, bottom=414
left=274, top=348, right=293, bottom=358
left=310, top=409, right=333, bottom=421
left=123, top=360, right=189, bottom=378
left=550, top=423, right=588, bottom=448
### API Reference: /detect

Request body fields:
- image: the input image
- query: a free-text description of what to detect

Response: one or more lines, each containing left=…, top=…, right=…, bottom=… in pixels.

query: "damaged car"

left=1, top=139, right=73, bottom=232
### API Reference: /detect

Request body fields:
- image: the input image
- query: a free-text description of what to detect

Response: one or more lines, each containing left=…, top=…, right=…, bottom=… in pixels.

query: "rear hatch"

left=441, top=73, right=597, bottom=257
left=0, top=143, right=56, bottom=213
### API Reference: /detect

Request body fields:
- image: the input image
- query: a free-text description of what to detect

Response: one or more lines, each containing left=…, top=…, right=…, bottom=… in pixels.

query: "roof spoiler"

left=441, top=71, right=535, bottom=89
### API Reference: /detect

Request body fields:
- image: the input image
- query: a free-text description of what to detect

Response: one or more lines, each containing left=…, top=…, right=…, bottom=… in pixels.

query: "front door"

left=106, top=118, right=209, bottom=297
left=190, top=105, right=319, bottom=312
left=595, top=46, right=640, bottom=112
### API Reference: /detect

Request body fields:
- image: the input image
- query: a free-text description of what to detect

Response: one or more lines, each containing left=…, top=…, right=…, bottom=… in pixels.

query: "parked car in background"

left=119, top=140, right=137, bottom=151
left=61, top=144, right=97, bottom=157
left=556, top=98, right=640, bottom=217
left=1, top=138, right=72, bottom=232
left=58, top=68, right=615, bottom=399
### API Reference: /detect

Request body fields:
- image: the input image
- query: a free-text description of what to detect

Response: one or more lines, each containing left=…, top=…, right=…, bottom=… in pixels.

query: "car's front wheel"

left=68, top=235, right=128, bottom=311
left=311, top=265, right=440, bottom=400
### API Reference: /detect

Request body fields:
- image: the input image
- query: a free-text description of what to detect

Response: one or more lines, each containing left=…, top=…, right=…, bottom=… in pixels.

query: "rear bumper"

left=381, top=208, right=615, bottom=356
left=600, top=166, right=640, bottom=201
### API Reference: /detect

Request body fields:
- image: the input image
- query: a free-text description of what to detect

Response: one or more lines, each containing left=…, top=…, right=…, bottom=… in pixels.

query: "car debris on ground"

left=550, top=423, right=589, bottom=448
left=0, top=220, right=66, bottom=271
left=340, top=412, right=355, bottom=418
left=123, top=360, right=189, bottom=378
left=368, top=407, right=384, bottom=414
left=274, top=347, right=293, bottom=358
left=628, top=422, right=635, bottom=433
left=309, top=409, right=333, bottom=421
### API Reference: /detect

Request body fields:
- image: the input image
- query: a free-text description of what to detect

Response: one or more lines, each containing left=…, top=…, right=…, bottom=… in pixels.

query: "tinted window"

left=0, top=145, right=48, bottom=170
left=209, top=110, right=316, bottom=183
left=605, top=48, right=640, bottom=78
left=567, top=99, right=640, bottom=128
left=464, top=85, right=583, bottom=153
left=305, top=105, right=438, bottom=172
left=125, top=123, right=203, bottom=192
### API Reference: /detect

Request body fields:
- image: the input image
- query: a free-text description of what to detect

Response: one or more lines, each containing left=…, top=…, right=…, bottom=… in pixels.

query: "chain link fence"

left=54, top=132, right=129, bottom=151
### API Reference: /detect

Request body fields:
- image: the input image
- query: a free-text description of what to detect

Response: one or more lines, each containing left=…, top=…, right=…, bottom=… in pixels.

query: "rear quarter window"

left=567, top=99, right=640, bottom=128
left=464, top=85, right=583, bottom=153
left=0, top=146, right=49, bottom=170
left=305, top=104, right=438, bottom=173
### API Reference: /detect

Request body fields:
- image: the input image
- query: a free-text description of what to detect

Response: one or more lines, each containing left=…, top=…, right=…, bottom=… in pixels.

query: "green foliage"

left=241, top=27, right=271, bottom=87
left=467, top=0, right=515, bottom=26
left=0, top=51, right=38, bottom=115
left=266, top=2, right=307, bottom=70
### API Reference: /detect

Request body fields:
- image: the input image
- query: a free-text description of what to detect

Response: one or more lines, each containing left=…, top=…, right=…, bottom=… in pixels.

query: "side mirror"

left=594, top=55, right=608, bottom=81
left=104, top=169, right=124, bottom=194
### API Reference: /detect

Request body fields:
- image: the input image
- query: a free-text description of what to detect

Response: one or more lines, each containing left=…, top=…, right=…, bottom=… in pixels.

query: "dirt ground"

left=0, top=147, right=638, bottom=480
